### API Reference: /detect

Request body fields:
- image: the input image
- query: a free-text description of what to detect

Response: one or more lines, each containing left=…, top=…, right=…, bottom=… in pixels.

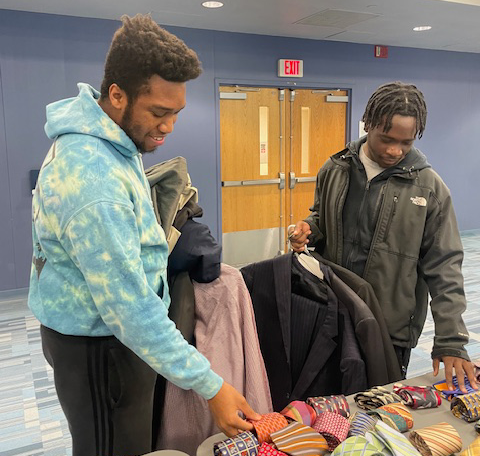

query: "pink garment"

left=157, top=264, right=273, bottom=454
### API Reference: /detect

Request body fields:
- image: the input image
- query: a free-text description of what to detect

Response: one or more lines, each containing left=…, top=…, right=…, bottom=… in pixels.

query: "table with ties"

left=196, top=370, right=479, bottom=456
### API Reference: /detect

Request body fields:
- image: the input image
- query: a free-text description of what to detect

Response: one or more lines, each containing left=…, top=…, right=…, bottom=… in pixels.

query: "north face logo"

left=410, top=196, right=427, bottom=207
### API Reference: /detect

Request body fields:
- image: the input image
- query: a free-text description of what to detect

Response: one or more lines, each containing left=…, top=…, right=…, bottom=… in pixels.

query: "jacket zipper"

left=345, top=179, right=371, bottom=270
left=383, top=194, right=398, bottom=242
left=335, top=170, right=349, bottom=264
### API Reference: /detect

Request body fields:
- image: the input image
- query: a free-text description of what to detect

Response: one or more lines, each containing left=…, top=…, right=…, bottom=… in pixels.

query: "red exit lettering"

left=278, top=59, right=303, bottom=78
left=284, top=60, right=299, bottom=75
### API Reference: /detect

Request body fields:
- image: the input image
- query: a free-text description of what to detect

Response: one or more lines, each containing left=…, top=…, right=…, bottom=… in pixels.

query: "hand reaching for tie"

left=208, top=381, right=262, bottom=437
left=432, top=355, right=478, bottom=393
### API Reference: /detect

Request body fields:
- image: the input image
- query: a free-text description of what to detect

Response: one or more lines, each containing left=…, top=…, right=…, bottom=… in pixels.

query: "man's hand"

left=289, top=221, right=311, bottom=252
left=432, top=356, right=478, bottom=393
left=208, top=381, right=262, bottom=437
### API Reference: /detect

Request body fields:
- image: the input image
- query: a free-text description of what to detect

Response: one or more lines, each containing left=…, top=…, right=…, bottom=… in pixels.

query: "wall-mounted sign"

left=278, top=59, right=304, bottom=77
left=374, top=45, right=388, bottom=58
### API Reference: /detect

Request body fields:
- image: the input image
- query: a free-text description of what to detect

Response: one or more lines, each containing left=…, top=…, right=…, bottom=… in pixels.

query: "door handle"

left=222, top=178, right=282, bottom=187
left=294, top=176, right=316, bottom=184
left=289, top=172, right=296, bottom=189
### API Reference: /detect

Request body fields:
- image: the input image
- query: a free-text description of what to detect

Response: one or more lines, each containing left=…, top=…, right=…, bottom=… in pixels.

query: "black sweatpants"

left=41, top=325, right=158, bottom=456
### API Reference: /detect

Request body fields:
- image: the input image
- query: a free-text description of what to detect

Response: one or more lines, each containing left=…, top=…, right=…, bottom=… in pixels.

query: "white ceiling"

left=1, top=0, right=480, bottom=53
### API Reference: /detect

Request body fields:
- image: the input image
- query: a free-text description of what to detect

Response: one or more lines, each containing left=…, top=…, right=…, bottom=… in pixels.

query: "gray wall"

left=0, top=9, right=479, bottom=291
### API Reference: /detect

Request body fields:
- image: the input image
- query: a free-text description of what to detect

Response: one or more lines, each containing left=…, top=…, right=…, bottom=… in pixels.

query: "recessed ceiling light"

left=202, top=1, right=224, bottom=7
left=413, top=25, right=432, bottom=31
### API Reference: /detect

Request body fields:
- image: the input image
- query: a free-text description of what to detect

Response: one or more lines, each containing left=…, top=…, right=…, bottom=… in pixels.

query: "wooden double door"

left=219, top=85, right=348, bottom=267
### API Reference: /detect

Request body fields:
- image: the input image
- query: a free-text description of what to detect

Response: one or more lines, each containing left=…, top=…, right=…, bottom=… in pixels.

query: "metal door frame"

left=214, top=78, right=353, bottom=247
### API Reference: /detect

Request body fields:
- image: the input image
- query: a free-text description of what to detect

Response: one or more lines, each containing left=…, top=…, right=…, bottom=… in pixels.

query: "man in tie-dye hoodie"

left=29, top=14, right=260, bottom=456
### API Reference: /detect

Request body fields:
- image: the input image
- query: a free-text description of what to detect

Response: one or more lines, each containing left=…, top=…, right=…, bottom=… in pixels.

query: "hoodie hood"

left=44, top=83, right=138, bottom=158
left=342, top=136, right=431, bottom=177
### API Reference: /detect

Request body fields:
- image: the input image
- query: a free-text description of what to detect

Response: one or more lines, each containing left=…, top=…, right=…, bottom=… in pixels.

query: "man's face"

left=119, top=75, right=186, bottom=153
left=365, top=115, right=417, bottom=168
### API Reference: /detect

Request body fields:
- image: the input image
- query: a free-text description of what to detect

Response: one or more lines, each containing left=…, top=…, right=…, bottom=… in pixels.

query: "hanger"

left=287, top=224, right=324, bottom=280
left=296, top=248, right=324, bottom=280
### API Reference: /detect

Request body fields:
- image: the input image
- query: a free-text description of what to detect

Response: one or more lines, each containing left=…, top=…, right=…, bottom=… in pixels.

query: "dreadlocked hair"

left=362, top=81, right=427, bottom=139
left=100, top=14, right=202, bottom=102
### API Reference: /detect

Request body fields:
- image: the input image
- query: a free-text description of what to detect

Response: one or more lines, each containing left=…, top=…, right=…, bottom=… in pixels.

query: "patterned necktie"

left=270, top=421, right=329, bottom=456
left=365, top=430, right=394, bottom=456
left=312, top=411, right=350, bottom=451
left=354, top=386, right=403, bottom=411
left=213, top=431, right=259, bottom=456
left=460, top=435, right=480, bottom=456
left=257, top=442, right=288, bottom=456
left=374, top=420, right=421, bottom=456
left=249, top=412, right=289, bottom=444
left=380, top=403, right=414, bottom=430
left=451, top=391, right=480, bottom=422
left=368, top=402, right=413, bottom=433
left=392, top=383, right=442, bottom=409
left=331, top=435, right=384, bottom=456
left=368, top=408, right=408, bottom=433
left=281, top=401, right=317, bottom=427
left=306, top=395, right=350, bottom=418
left=348, top=411, right=378, bottom=437
left=433, top=376, right=476, bottom=400
left=408, top=422, right=462, bottom=456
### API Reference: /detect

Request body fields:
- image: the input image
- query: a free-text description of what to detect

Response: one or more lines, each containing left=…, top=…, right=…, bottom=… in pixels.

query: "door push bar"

left=288, top=172, right=316, bottom=189
left=222, top=172, right=286, bottom=190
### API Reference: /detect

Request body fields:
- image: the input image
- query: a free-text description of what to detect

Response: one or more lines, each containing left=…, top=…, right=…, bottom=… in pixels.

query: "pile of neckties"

left=213, top=395, right=352, bottom=456
left=213, top=387, right=466, bottom=456
left=349, top=384, right=465, bottom=456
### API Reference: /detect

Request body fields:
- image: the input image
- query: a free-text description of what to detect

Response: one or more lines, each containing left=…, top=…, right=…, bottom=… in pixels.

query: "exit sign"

left=374, top=45, right=388, bottom=58
left=278, top=59, right=304, bottom=77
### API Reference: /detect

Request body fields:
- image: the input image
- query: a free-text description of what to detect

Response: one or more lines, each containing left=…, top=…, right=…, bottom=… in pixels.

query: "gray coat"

left=305, top=137, right=470, bottom=360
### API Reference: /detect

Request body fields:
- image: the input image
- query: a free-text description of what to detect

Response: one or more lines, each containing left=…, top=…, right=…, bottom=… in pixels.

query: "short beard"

left=119, top=102, right=148, bottom=152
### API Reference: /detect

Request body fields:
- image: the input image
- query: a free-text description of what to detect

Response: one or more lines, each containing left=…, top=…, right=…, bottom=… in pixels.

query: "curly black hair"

left=100, top=14, right=202, bottom=101
left=362, top=81, right=428, bottom=139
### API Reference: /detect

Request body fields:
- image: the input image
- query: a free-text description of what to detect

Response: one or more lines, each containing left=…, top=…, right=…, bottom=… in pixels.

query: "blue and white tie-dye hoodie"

left=28, top=83, right=223, bottom=400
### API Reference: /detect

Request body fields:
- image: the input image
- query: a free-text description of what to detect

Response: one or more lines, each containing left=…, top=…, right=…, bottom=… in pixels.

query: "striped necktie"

left=270, top=421, right=329, bottom=456
left=331, top=435, right=384, bottom=456
left=451, top=392, right=480, bottom=422
left=460, top=435, right=480, bottom=456
left=348, top=411, right=377, bottom=436
left=408, top=422, right=462, bottom=456
left=374, top=420, right=421, bottom=456
left=365, top=430, right=394, bottom=456
left=213, top=431, right=259, bottom=456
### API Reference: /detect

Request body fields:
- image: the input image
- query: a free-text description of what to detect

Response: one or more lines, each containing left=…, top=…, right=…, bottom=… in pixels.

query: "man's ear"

left=108, top=84, right=128, bottom=110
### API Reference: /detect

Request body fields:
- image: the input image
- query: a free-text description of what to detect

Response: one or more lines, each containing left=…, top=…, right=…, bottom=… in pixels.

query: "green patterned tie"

left=374, top=420, right=421, bottom=456
left=331, top=435, right=383, bottom=456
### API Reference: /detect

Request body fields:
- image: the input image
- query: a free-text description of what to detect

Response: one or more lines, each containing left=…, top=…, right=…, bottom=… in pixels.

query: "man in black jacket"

left=290, top=81, right=476, bottom=392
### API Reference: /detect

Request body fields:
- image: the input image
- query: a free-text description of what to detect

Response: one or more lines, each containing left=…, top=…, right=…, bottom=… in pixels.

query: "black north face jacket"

left=305, top=137, right=469, bottom=360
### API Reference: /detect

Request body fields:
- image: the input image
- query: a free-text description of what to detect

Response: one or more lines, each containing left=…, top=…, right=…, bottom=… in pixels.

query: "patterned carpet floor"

left=1, top=229, right=480, bottom=455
